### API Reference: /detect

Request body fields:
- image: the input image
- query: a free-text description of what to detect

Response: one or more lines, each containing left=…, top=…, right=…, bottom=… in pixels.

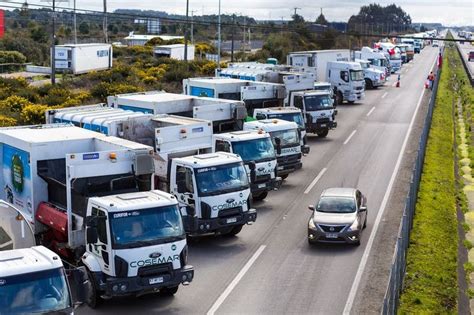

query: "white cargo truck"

left=354, top=59, right=386, bottom=89
left=244, top=119, right=302, bottom=179
left=107, top=91, right=247, bottom=133
left=375, top=42, right=402, bottom=72
left=54, top=44, right=113, bottom=74
left=0, top=124, right=194, bottom=307
left=0, top=246, right=79, bottom=314
left=286, top=50, right=365, bottom=105
left=354, top=47, right=390, bottom=77
left=154, top=44, right=195, bottom=61
left=46, top=110, right=257, bottom=232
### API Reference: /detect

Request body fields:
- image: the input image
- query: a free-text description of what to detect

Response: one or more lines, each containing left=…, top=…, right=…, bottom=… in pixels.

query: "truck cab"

left=244, top=119, right=303, bottom=179
left=289, top=90, right=337, bottom=138
left=327, top=61, right=365, bottom=105
left=213, top=130, right=282, bottom=201
left=355, top=59, right=385, bottom=89
left=169, top=152, right=257, bottom=236
left=0, top=246, right=74, bottom=314
left=253, top=106, right=308, bottom=149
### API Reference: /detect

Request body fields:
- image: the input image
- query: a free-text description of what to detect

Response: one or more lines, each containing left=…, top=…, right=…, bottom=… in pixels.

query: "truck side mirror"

left=85, top=216, right=97, bottom=228
left=86, top=227, right=98, bottom=244
left=274, top=137, right=282, bottom=155
left=248, top=161, right=257, bottom=183
left=187, top=205, right=196, bottom=217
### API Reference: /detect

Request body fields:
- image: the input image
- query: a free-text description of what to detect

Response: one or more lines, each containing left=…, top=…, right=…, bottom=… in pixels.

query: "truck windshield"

left=267, top=113, right=304, bottom=129
left=232, top=138, right=275, bottom=162
left=369, top=59, right=383, bottom=67
left=359, top=62, right=370, bottom=69
left=304, top=95, right=333, bottom=111
left=0, top=268, right=72, bottom=314
left=270, top=129, right=300, bottom=148
left=196, top=162, right=249, bottom=197
left=350, top=70, right=364, bottom=81
left=111, top=206, right=185, bottom=249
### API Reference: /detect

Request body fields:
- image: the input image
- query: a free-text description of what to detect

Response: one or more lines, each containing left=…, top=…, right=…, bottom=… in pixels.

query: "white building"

left=154, top=44, right=195, bottom=61
left=124, top=33, right=184, bottom=46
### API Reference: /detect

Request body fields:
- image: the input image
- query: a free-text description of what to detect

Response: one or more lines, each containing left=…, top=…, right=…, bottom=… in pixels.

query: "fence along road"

left=78, top=46, right=440, bottom=315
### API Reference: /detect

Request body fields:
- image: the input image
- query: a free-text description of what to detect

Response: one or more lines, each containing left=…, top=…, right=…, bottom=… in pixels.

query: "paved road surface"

left=78, top=46, right=439, bottom=315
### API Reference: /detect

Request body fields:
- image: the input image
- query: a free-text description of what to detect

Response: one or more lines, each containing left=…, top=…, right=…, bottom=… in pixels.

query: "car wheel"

left=308, top=238, right=316, bottom=246
left=353, top=239, right=361, bottom=246
left=363, top=216, right=367, bottom=229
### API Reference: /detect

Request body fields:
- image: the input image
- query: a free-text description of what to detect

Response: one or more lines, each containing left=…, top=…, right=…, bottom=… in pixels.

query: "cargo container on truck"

left=54, top=44, right=113, bottom=74
left=0, top=124, right=194, bottom=307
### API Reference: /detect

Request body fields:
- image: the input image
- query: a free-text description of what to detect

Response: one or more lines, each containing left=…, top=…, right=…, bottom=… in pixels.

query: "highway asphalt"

left=79, top=46, right=439, bottom=315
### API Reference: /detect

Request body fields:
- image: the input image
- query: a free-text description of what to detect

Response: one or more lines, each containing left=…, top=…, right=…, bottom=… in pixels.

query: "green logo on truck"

left=11, top=154, right=24, bottom=193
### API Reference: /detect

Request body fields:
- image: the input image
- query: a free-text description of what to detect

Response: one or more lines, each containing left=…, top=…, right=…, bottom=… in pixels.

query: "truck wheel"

left=347, top=101, right=355, bottom=104
left=86, top=270, right=102, bottom=309
left=226, top=225, right=243, bottom=236
left=160, top=285, right=179, bottom=296
left=317, top=129, right=329, bottom=138
left=365, top=78, right=373, bottom=89
left=253, top=191, right=268, bottom=201
left=335, top=92, right=343, bottom=106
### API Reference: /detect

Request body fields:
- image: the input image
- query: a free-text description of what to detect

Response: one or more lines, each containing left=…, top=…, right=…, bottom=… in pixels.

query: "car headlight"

left=348, top=219, right=359, bottom=231
left=308, top=218, right=316, bottom=229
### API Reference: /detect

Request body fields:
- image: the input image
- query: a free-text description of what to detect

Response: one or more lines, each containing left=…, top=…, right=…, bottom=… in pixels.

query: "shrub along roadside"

left=398, top=47, right=458, bottom=313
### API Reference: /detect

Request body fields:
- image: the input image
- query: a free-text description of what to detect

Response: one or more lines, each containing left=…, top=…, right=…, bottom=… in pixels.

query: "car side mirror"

left=86, top=227, right=98, bottom=244
left=308, top=205, right=315, bottom=211
left=359, top=206, right=367, bottom=212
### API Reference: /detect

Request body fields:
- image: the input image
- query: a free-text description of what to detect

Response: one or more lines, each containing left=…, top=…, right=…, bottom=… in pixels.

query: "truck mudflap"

left=101, top=265, right=194, bottom=297
left=250, top=176, right=282, bottom=194
left=190, top=209, right=257, bottom=234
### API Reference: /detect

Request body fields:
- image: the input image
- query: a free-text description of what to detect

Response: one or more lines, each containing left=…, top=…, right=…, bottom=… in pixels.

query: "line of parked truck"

left=0, top=41, right=428, bottom=313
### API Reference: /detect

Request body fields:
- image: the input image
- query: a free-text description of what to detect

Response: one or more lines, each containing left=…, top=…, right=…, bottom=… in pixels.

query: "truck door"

left=293, top=95, right=307, bottom=124
left=215, top=140, right=232, bottom=153
left=175, top=166, right=196, bottom=212
left=89, top=207, right=111, bottom=272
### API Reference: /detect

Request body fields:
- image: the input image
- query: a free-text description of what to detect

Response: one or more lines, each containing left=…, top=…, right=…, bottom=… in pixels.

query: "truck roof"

left=177, top=152, right=243, bottom=168
left=215, top=130, right=270, bottom=142
left=187, top=77, right=253, bottom=85
left=0, top=246, right=63, bottom=277
left=244, top=119, right=298, bottom=132
left=115, top=91, right=193, bottom=103
left=56, top=43, right=111, bottom=48
left=91, top=190, right=178, bottom=212
left=254, top=106, right=302, bottom=114
left=288, top=49, right=350, bottom=55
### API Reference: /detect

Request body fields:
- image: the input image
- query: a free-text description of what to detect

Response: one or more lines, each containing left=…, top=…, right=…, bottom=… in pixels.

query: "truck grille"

left=277, top=153, right=301, bottom=165
left=318, top=224, right=347, bottom=233
left=316, top=118, right=330, bottom=124
left=255, top=174, right=271, bottom=183
left=356, top=86, right=364, bottom=90
left=218, top=207, right=242, bottom=218
left=138, top=262, right=173, bottom=278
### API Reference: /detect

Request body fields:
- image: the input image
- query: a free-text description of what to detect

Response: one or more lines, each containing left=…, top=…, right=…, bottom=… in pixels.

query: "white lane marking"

left=304, top=168, right=327, bottom=194
left=381, top=92, right=388, bottom=99
left=343, top=130, right=357, bottom=145
left=342, top=56, right=437, bottom=315
left=207, top=245, right=266, bottom=315
left=366, top=107, right=376, bottom=117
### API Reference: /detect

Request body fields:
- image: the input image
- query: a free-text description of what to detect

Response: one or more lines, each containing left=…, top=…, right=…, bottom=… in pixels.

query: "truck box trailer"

left=54, top=44, right=113, bottom=74
left=0, top=124, right=194, bottom=306
left=154, top=44, right=195, bottom=61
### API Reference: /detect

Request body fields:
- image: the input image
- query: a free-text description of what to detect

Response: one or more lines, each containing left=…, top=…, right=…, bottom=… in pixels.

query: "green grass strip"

left=398, top=46, right=458, bottom=313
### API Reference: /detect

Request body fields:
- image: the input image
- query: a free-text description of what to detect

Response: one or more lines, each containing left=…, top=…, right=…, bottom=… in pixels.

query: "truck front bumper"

left=307, top=120, right=337, bottom=133
left=276, top=154, right=303, bottom=176
left=345, top=91, right=365, bottom=102
left=251, top=176, right=282, bottom=194
left=102, top=265, right=194, bottom=297
left=192, top=209, right=257, bottom=234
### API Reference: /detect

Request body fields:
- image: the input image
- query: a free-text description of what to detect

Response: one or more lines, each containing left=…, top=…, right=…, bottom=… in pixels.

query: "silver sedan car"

left=308, top=188, right=367, bottom=246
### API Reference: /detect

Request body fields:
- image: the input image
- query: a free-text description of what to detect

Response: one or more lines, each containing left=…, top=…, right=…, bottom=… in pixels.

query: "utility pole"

left=51, top=0, right=56, bottom=85
left=231, top=14, right=235, bottom=62
left=73, top=0, right=77, bottom=44
left=103, top=0, right=108, bottom=43
left=190, top=10, right=197, bottom=44
left=243, top=15, right=246, bottom=52
left=280, top=16, right=284, bottom=35
left=217, top=0, right=221, bottom=69
left=293, top=7, right=301, bottom=17
left=184, top=0, right=189, bottom=62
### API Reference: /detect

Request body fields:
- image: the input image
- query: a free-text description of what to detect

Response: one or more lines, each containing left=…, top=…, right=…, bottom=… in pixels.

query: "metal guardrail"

left=381, top=59, right=442, bottom=314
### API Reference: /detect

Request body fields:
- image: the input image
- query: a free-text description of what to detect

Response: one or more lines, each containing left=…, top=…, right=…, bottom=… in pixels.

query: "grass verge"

left=398, top=45, right=458, bottom=313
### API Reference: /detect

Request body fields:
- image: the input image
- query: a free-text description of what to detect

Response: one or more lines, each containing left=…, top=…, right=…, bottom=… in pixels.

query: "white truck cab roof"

left=327, top=61, right=363, bottom=71
left=177, top=152, right=243, bottom=168
left=254, top=107, right=302, bottom=115
left=0, top=246, right=63, bottom=277
left=91, top=190, right=178, bottom=213
left=215, top=130, right=270, bottom=143
left=244, top=119, right=298, bottom=133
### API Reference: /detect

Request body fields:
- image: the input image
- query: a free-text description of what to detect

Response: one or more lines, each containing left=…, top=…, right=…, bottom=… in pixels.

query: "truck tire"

left=365, top=78, right=373, bottom=89
left=226, top=225, right=243, bottom=236
left=347, top=101, right=355, bottom=104
left=253, top=191, right=268, bottom=201
left=317, top=129, right=329, bottom=138
left=86, top=270, right=103, bottom=309
left=160, top=285, right=179, bottom=296
left=335, top=91, right=343, bottom=106
left=280, top=174, right=289, bottom=180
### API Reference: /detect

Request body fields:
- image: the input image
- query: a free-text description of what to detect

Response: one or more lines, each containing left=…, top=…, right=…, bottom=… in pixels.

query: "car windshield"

left=232, top=138, right=275, bottom=162
left=196, top=162, right=249, bottom=197
left=270, top=129, right=300, bottom=148
left=111, top=206, right=185, bottom=249
left=316, top=197, right=356, bottom=213
left=0, top=268, right=72, bottom=314
left=267, top=113, right=305, bottom=129
left=350, top=70, right=364, bottom=81
left=304, top=95, right=333, bottom=111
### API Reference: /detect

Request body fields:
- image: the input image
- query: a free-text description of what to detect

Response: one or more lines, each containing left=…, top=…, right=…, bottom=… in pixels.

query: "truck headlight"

left=308, top=218, right=316, bottom=229
left=348, top=220, right=359, bottom=231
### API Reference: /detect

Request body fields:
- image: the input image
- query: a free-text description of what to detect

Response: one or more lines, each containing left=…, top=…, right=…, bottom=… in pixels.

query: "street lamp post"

left=217, top=0, right=221, bottom=69
left=51, top=0, right=56, bottom=84
left=184, top=0, right=189, bottom=62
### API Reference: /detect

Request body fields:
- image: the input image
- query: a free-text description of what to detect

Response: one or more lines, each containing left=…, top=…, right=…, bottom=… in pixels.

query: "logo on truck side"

left=212, top=199, right=247, bottom=211
left=130, top=255, right=180, bottom=268
left=149, top=252, right=162, bottom=259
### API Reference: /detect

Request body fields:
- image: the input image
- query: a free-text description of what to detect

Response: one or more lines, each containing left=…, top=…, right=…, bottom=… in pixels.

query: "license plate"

left=277, top=166, right=284, bottom=170
left=258, top=183, right=266, bottom=188
left=320, top=124, right=326, bottom=127
left=326, top=233, right=338, bottom=239
left=227, top=217, right=237, bottom=224
left=149, top=277, right=164, bottom=285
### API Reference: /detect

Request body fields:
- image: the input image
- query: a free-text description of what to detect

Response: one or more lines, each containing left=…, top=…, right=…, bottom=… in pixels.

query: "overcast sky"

left=35, top=0, right=474, bottom=26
